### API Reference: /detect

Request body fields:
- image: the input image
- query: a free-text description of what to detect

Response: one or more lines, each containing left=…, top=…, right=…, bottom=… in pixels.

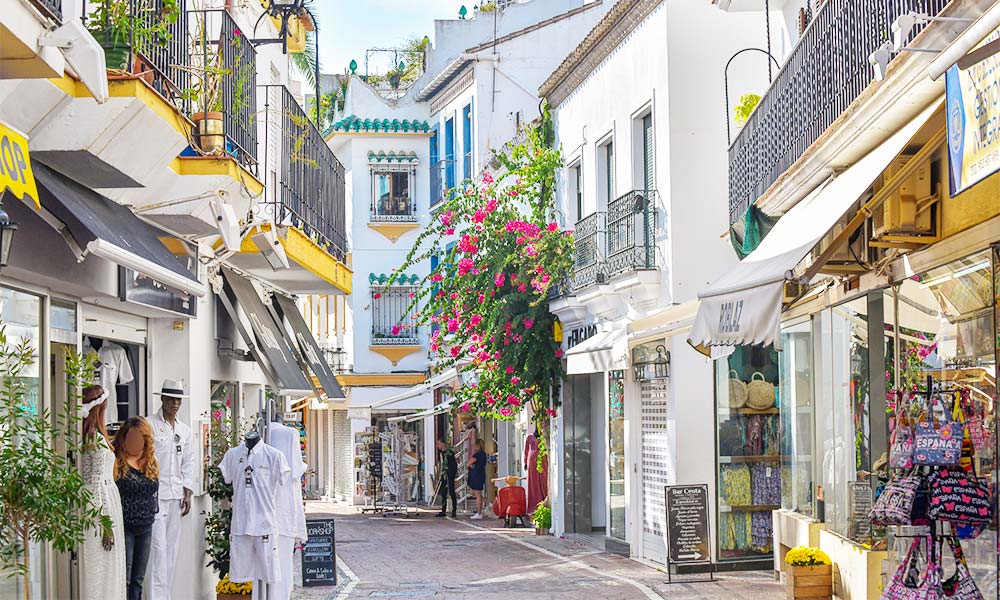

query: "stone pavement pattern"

left=292, top=502, right=786, bottom=600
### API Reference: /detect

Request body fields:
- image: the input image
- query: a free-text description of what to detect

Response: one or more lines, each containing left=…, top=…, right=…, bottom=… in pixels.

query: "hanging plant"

left=386, top=105, right=571, bottom=443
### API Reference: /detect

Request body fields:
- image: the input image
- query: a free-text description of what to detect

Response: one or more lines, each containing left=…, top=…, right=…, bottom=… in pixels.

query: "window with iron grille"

left=371, top=169, right=416, bottom=222
left=371, top=287, right=419, bottom=345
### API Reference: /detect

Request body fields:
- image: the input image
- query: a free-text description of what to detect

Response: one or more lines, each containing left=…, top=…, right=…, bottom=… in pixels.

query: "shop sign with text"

left=0, top=121, right=39, bottom=208
left=946, top=26, right=1000, bottom=195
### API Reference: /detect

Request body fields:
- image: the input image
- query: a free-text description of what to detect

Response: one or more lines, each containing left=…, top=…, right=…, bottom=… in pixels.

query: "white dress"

left=79, top=435, right=127, bottom=600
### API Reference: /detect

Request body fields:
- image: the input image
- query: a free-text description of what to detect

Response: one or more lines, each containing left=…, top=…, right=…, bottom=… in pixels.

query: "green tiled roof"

left=330, top=116, right=430, bottom=134
left=368, top=150, right=419, bottom=163
left=369, top=273, right=422, bottom=285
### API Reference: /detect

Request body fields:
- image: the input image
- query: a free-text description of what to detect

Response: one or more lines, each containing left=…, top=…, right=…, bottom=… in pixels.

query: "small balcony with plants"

left=367, top=153, right=420, bottom=243
left=368, top=275, right=423, bottom=366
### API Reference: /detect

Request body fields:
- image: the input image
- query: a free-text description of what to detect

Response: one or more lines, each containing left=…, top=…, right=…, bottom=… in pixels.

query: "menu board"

left=369, top=441, right=383, bottom=479
left=301, top=518, right=337, bottom=587
left=848, top=481, right=873, bottom=542
left=665, top=484, right=712, bottom=565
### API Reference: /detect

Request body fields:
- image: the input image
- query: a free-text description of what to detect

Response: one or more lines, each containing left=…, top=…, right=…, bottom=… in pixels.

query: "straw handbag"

left=746, top=372, right=776, bottom=410
left=728, top=370, right=748, bottom=409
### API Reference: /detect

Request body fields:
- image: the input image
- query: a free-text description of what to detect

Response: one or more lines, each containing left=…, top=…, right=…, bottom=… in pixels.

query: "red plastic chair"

left=494, top=484, right=528, bottom=528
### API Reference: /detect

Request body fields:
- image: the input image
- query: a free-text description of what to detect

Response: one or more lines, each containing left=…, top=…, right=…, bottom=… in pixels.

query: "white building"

left=541, top=0, right=784, bottom=568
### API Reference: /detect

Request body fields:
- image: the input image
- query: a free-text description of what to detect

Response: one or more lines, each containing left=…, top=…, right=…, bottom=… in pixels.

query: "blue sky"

left=314, top=0, right=464, bottom=76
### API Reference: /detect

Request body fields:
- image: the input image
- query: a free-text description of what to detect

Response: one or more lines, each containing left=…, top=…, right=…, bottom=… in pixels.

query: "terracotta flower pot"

left=192, top=111, right=225, bottom=155
left=217, top=594, right=250, bottom=600
left=786, top=564, right=832, bottom=600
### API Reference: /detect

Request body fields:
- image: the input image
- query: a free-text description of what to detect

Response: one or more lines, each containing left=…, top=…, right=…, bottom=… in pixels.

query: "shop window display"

left=882, top=250, right=998, bottom=596
left=779, top=321, right=815, bottom=517
left=608, top=370, right=626, bottom=542
left=715, top=345, right=781, bottom=561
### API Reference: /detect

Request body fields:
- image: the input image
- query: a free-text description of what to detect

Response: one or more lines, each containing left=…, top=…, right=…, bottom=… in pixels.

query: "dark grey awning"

left=32, top=162, right=204, bottom=297
left=271, top=294, right=345, bottom=400
left=220, top=267, right=312, bottom=396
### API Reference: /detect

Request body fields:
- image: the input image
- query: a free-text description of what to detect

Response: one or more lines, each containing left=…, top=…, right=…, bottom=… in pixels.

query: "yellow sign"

left=0, top=122, right=39, bottom=209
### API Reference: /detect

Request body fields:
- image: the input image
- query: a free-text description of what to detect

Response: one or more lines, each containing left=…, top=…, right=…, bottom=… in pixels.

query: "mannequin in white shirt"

left=267, top=414, right=307, bottom=600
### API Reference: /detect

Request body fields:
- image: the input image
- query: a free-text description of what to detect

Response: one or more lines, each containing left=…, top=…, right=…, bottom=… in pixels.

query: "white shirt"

left=150, top=410, right=195, bottom=500
left=84, top=341, right=134, bottom=424
left=220, top=441, right=290, bottom=537
left=268, top=422, right=308, bottom=540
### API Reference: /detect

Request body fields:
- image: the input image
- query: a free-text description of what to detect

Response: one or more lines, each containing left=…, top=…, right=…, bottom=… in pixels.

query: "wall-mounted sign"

left=946, top=26, right=1000, bottom=195
left=567, top=324, right=597, bottom=349
left=119, top=267, right=197, bottom=317
left=0, top=122, right=38, bottom=208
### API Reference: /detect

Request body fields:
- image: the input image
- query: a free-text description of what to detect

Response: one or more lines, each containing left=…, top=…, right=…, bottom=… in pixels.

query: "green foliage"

left=733, top=93, right=761, bottom=126
left=531, top=501, right=551, bottom=529
left=205, top=404, right=239, bottom=577
left=87, top=0, right=180, bottom=51
left=0, top=331, right=104, bottom=596
left=386, top=104, right=570, bottom=433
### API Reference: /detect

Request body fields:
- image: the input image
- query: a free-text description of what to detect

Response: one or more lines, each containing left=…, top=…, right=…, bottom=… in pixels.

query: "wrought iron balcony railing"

left=573, top=211, right=606, bottom=290
left=85, top=0, right=189, bottom=106
left=188, top=9, right=258, bottom=173
left=262, top=85, right=348, bottom=261
left=371, top=171, right=417, bottom=222
left=607, top=189, right=656, bottom=276
left=30, top=0, right=61, bottom=20
left=728, top=0, right=949, bottom=224
left=430, top=159, right=456, bottom=207
left=371, top=288, right=419, bottom=346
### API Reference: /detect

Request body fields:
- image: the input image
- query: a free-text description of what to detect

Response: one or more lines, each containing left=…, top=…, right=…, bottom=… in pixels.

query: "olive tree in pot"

left=0, top=329, right=105, bottom=600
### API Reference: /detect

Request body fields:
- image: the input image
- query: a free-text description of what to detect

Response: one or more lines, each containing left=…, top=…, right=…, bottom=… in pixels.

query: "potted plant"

left=733, top=93, right=761, bottom=132
left=784, top=546, right=832, bottom=600
left=87, top=0, right=180, bottom=72
left=215, top=575, right=251, bottom=599
left=205, top=398, right=244, bottom=599
left=532, top=500, right=551, bottom=535
left=0, top=330, right=105, bottom=600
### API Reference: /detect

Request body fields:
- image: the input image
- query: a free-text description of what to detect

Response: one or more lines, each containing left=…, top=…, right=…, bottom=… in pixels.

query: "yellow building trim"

left=367, top=222, right=420, bottom=243
left=169, top=156, right=265, bottom=196
left=337, top=373, right=426, bottom=387
left=49, top=76, right=192, bottom=139
left=369, top=345, right=422, bottom=366
left=281, top=226, right=353, bottom=294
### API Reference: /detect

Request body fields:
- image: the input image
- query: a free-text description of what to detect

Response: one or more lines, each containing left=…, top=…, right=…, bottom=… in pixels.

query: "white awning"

left=368, top=367, right=460, bottom=409
left=690, top=100, right=940, bottom=350
left=388, top=397, right=458, bottom=423
left=566, top=323, right=628, bottom=375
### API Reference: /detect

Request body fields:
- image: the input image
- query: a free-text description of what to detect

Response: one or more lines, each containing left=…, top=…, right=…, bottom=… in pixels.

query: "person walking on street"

left=79, top=384, right=127, bottom=600
left=467, top=439, right=487, bottom=520
left=148, top=379, right=194, bottom=600
left=435, top=438, right=457, bottom=518
left=113, top=417, right=160, bottom=600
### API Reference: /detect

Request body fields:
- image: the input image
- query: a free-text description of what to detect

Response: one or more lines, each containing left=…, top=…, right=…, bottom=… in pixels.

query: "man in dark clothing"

left=435, top=438, right=457, bottom=517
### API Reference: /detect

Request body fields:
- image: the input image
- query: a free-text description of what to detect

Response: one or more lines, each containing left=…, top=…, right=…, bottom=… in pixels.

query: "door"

left=640, top=378, right=671, bottom=564
left=51, top=342, right=79, bottom=600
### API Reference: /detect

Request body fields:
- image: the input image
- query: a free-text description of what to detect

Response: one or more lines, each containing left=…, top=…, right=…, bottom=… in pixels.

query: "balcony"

left=430, top=159, right=456, bottom=207
left=606, top=189, right=656, bottom=277
left=30, top=0, right=61, bottom=20
left=370, top=287, right=421, bottom=366
left=728, top=0, right=949, bottom=224
left=573, top=211, right=606, bottom=290
left=262, top=84, right=347, bottom=261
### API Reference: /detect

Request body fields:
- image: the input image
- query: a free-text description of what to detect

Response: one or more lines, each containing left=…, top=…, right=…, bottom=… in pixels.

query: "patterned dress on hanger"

left=79, top=435, right=127, bottom=600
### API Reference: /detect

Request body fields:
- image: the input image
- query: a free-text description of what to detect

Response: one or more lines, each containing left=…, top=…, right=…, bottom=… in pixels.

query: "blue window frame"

left=444, top=117, right=456, bottom=190
left=462, top=102, right=473, bottom=178
left=430, top=126, right=441, bottom=206
left=430, top=127, right=439, bottom=165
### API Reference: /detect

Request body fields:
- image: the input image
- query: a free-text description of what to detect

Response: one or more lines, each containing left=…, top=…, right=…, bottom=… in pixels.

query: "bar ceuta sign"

left=0, top=121, right=39, bottom=208
left=946, top=26, right=1000, bottom=196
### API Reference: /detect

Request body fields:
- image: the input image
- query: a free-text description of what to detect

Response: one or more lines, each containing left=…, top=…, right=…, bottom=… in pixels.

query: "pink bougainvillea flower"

left=431, top=273, right=444, bottom=282
left=507, top=395, right=521, bottom=407
left=469, top=314, right=483, bottom=326
left=486, top=397, right=496, bottom=406
left=460, top=402, right=470, bottom=412
left=447, top=319, right=459, bottom=333
left=522, top=318, right=534, bottom=329
left=482, top=172, right=495, bottom=185
left=450, top=346, right=462, bottom=358
left=511, top=376, right=520, bottom=385
left=477, top=292, right=486, bottom=303
left=373, top=292, right=382, bottom=299
left=517, top=283, right=527, bottom=293
left=499, top=407, right=512, bottom=417
left=524, top=245, right=538, bottom=257
left=546, top=408, right=557, bottom=417
left=472, top=209, right=487, bottom=224
left=546, top=221, right=559, bottom=232
left=391, top=324, right=401, bottom=335
left=484, top=199, right=498, bottom=212
left=505, top=365, right=515, bottom=374
left=431, top=341, right=440, bottom=352
left=409, top=292, right=416, bottom=298
left=440, top=211, right=453, bottom=226
left=555, top=348, right=564, bottom=358
left=445, top=227, right=455, bottom=235
left=494, top=272, right=506, bottom=287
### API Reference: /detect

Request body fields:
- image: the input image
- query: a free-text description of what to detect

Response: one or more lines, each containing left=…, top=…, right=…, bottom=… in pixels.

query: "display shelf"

left=734, top=407, right=779, bottom=415
left=719, top=455, right=786, bottom=464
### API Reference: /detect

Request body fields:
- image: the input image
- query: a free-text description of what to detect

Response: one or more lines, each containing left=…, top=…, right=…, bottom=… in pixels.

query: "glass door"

left=608, top=370, right=626, bottom=541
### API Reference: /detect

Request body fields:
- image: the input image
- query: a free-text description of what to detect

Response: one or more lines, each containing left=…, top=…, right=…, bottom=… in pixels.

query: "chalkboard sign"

left=302, top=518, right=337, bottom=587
left=848, top=481, right=873, bottom=542
left=369, top=442, right=383, bottom=479
left=665, top=484, right=712, bottom=565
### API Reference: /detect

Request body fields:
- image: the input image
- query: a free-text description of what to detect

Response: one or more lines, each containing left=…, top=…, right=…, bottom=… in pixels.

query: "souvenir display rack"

left=379, top=425, right=419, bottom=517
left=356, top=427, right=385, bottom=514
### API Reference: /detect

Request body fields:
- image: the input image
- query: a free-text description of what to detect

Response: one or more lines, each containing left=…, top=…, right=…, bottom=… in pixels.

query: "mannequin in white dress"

left=79, top=385, right=127, bottom=600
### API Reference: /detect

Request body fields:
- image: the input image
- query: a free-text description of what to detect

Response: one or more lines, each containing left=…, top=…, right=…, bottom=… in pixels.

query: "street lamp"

left=0, top=207, right=19, bottom=268
left=251, top=0, right=307, bottom=54
left=632, top=344, right=669, bottom=382
left=324, top=347, right=347, bottom=374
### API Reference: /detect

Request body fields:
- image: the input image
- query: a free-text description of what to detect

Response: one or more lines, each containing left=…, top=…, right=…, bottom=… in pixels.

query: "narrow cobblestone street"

left=293, top=503, right=785, bottom=600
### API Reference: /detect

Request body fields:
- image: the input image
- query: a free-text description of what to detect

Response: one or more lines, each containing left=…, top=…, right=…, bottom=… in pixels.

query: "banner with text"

left=947, top=26, right=1000, bottom=195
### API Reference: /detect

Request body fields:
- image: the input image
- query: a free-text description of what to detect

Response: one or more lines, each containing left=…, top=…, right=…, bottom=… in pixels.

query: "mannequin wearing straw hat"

left=148, top=379, right=194, bottom=600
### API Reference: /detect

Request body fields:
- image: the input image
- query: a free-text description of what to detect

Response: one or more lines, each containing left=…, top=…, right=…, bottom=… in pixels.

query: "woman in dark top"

left=113, top=417, right=160, bottom=600
left=467, top=438, right=488, bottom=520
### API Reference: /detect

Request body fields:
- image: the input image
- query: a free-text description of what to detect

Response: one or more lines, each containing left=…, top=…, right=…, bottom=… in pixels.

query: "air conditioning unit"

left=873, top=154, right=934, bottom=237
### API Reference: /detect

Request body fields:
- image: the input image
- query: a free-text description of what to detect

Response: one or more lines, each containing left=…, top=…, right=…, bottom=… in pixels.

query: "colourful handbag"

left=881, top=536, right=943, bottom=600
left=914, top=396, right=963, bottom=467
left=941, top=537, right=984, bottom=600
left=928, top=467, right=992, bottom=528
left=961, top=390, right=991, bottom=455
left=870, top=475, right=925, bottom=526
left=891, top=424, right=916, bottom=469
